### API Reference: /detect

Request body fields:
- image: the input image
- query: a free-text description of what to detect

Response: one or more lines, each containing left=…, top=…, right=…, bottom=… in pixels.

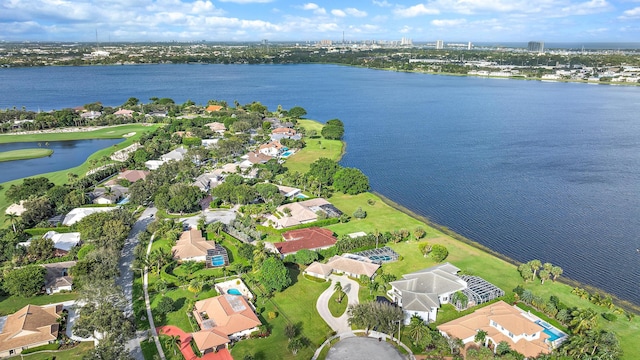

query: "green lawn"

left=284, top=119, right=343, bottom=174
left=0, top=148, right=53, bottom=162
left=231, top=271, right=332, bottom=360
left=158, top=335, right=186, bottom=360
left=0, top=292, right=78, bottom=316
left=328, top=290, right=348, bottom=317
left=0, top=124, right=161, bottom=225
left=8, top=342, right=94, bottom=360
left=150, top=286, right=219, bottom=332
left=140, top=339, right=162, bottom=360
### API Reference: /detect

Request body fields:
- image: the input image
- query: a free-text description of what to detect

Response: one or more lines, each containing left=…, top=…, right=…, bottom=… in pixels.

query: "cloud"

left=399, top=25, right=412, bottom=33
left=331, top=9, right=346, bottom=17
left=394, top=4, right=440, bottom=17
left=619, top=6, right=640, bottom=19
left=345, top=8, right=367, bottom=17
left=372, top=0, right=392, bottom=7
left=299, top=2, right=326, bottom=15
left=431, top=18, right=467, bottom=27
left=560, top=0, right=612, bottom=16
left=218, top=0, right=273, bottom=3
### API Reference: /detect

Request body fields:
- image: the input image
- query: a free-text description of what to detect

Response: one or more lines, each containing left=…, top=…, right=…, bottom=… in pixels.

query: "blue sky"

left=1, top=0, right=639, bottom=42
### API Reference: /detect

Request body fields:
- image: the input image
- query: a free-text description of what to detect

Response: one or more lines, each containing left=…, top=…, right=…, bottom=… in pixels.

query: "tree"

left=430, top=244, right=449, bottom=262
left=413, top=227, right=426, bottom=240
left=474, top=329, right=487, bottom=345
left=334, top=281, right=344, bottom=303
left=287, top=337, right=304, bottom=355
left=528, top=259, right=542, bottom=279
left=321, top=123, right=344, bottom=140
left=156, top=296, right=176, bottom=318
left=165, top=335, right=181, bottom=356
left=295, top=249, right=318, bottom=265
left=539, top=269, right=551, bottom=284
left=288, top=106, right=307, bottom=119
left=27, top=236, right=55, bottom=261
left=333, top=167, right=370, bottom=195
left=348, top=301, right=404, bottom=335
left=517, top=263, right=535, bottom=282
left=3, top=265, right=46, bottom=297
left=188, top=279, right=204, bottom=297
left=259, top=257, right=291, bottom=292
left=352, top=207, right=367, bottom=219
left=84, top=338, right=135, bottom=360
left=551, top=266, right=563, bottom=282
left=4, top=212, right=19, bottom=233
left=570, top=308, right=599, bottom=334
left=406, top=315, right=430, bottom=345
left=496, top=340, right=512, bottom=355
left=284, top=323, right=298, bottom=341
left=308, top=158, right=340, bottom=186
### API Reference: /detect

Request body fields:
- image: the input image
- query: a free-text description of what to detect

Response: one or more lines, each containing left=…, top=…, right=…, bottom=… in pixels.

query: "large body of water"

left=0, top=139, right=123, bottom=183
left=1, top=64, right=639, bottom=305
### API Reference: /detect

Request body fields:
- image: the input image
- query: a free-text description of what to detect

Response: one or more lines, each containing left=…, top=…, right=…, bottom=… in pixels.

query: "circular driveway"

left=325, top=337, right=406, bottom=360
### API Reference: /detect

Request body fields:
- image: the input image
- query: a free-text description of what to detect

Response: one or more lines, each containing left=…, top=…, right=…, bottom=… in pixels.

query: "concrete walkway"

left=316, top=275, right=360, bottom=333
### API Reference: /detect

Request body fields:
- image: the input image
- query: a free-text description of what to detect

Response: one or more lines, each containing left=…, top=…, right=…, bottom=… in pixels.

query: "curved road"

left=117, top=206, right=157, bottom=360
left=316, top=275, right=360, bottom=333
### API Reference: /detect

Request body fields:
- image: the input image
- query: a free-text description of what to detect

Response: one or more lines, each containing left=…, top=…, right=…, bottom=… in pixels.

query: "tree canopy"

left=308, top=158, right=341, bottom=186
left=3, top=265, right=46, bottom=297
left=259, top=257, right=291, bottom=292
left=288, top=106, right=307, bottom=119
left=333, top=167, right=370, bottom=195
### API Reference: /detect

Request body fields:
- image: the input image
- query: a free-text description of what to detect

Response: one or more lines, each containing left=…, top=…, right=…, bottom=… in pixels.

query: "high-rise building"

left=436, top=40, right=444, bottom=49
left=401, top=37, right=413, bottom=46
left=528, top=41, right=544, bottom=53
left=467, top=41, right=472, bottom=50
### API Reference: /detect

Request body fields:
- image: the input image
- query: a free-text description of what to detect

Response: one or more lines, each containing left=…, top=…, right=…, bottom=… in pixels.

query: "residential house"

left=242, top=151, right=273, bottom=166
left=161, top=147, right=188, bottom=162
left=192, top=294, right=261, bottom=354
left=42, top=231, right=81, bottom=256
left=437, top=300, right=556, bottom=358
left=272, top=227, right=337, bottom=256
left=276, top=185, right=302, bottom=199
left=90, top=186, right=126, bottom=204
left=201, top=138, right=220, bottom=148
left=205, top=122, right=227, bottom=134
left=42, top=261, right=76, bottom=294
left=172, top=229, right=229, bottom=268
left=265, top=198, right=342, bottom=229
left=105, top=169, right=149, bottom=187
left=80, top=111, right=101, bottom=120
left=305, top=254, right=380, bottom=280
left=388, top=263, right=466, bottom=323
left=205, top=105, right=224, bottom=113
left=114, top=109, right=134, bottom=117
left=258, top=140, right=284, bottom=157
left=270, top=127, right=301, bottom=141
left=144, top=159, right=166, bottom=171
left=62, top=207, right=117, bottom=226
left=0, top=304, right=62, bottom=357
left=193, top=172, right=223, bottom=192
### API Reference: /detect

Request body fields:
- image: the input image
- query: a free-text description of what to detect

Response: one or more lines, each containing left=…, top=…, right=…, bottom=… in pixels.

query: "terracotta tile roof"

left=274, top=227, right=337, bottom=254
left=172, top=229, right=216, bottom=260
left=0, top=304, right=61, bottom=353
left=271, top=128, right=297, bottom=135
left=259, top=140, right=284, bottom=151
left=206, top=122, right=227, bottom=131
left=119, top=170, right=150, bottom=183
left=192, top=295, right=261, bottom=350
left=206, top=105, right=224, bottom=112
left=437, top=301, right=551, bottom=358
left=245, top=151, right=273, bottom=164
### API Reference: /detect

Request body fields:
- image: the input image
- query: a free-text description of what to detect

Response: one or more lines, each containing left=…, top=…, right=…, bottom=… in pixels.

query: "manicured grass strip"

left=328, top=290, right=348, bottom=317
left=8, top=342, right=94, bottom=360
left=0, top=292, right=78, bottom=316
left=284, top=119, right=344, bottom=174
left=0, top=148, right=53, bottom=162
left=140, top=339, right=161, bottom=360
left=0, top=124, right=158, bottom=143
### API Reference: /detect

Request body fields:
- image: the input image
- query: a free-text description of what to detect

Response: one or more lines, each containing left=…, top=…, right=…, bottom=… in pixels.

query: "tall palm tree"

left=528, top=259, right=542, bottom=279
left=539, top=269, right=551, bottom=284
left=570, top=308, right=599, bottom=334
left=551, top=266, right=563, bottom=282
left=5, top=212, right=18, bottom=233
left=406, top=315, right=430, bottom=345
left=165, top=334, right=181, bottom=355
left=474, top=329, right=487, bottom=345
left=334, top=281, right=344, bottom=303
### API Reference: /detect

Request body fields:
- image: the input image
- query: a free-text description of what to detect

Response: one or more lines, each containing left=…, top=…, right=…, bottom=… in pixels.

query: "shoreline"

left=371, top=190, right=640, bottom=314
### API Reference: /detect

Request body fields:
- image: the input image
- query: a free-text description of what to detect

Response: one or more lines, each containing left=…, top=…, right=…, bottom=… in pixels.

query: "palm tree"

left=165, top=334, right=181, bottom=355
left=5, top=212, right=18, bottom=233
left=570, top=308, right=599, bottom=334
left=539, top=269, right=551, bottom=284
left=543, top=262, right=553, bottom=273
left=150, top=247, right=173, bottom=275
left=369, top=281, right=380, bottom=296
left=372, top=228, right=381, bottom=248
left=188, top=279, right=203, bottom=297
left=406, top=315, right=430, bottom=345
left=474, top=329, right=487, bottom=345
left=528, top=259, right=542, bottom=279
left=496, top=341, right=511, bottom=355
left=551, top=266, right=563, bottom=281
left=334, top=281, right=344, bottom=303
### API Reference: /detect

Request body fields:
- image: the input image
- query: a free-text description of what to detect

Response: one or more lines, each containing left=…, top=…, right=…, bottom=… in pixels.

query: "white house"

left=161, top=146, right=188, bottom=162
left=62, top=207, right=117, bottom=226
left=389, top=263, right=466, bottom=323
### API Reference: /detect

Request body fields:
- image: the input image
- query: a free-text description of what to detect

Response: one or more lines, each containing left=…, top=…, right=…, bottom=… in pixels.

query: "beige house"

left=265, top=198, right=341, bottom=229
left=437, top=301, right=559, bottom=358
left=192, top=295, right=261, bottom=354
left=0, top=304, right=62, bottom=357
left=305, top=254, right=380, bottom=280
left=172, top=229, right=216, bottom=262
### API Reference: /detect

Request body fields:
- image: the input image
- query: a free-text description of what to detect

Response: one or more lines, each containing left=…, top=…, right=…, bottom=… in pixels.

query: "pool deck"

left=215, top=278, right=254, bottom=300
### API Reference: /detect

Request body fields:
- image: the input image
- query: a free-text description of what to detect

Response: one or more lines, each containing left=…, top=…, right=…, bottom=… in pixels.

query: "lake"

left=0, top=139, right=123, bottom=183
left=1, top=64, right=639, bottom=305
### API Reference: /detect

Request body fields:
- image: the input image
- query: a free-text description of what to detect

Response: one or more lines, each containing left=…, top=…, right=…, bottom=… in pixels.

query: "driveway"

left=325, top=336, right=406, bottom=360
left=179, top=208, right=236, bottom=230
left=316, top=275, right=360, bottom=333
left=117, top=206, right=157, bottom=360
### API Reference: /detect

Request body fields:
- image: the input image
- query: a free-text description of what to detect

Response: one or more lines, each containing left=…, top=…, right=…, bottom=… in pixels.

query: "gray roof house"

left=389, top=262, right=466, bottom=323
left=161, top=146, right=188, bottom=162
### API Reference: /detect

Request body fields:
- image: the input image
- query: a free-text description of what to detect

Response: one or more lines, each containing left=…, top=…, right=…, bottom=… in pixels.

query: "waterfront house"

left=272, top=227, right=337, bottom=256
left=0, top=304, right=62, bottom=357
left=105, top=169, right=150, bottom=187
left=192, top=294, right=261, bottom=354
left=270, top=127, right=301, bottom=141
left=264, top=198, right=342, bottom=229
left=437, top=301, right=554, bottom=358
left=305, top=254, right=380, bottom=280
left=258, top=140, right=285, bottom=157
left=205, top=105, right=224, bottom=112
left=114, top=109, right=134, bottom=117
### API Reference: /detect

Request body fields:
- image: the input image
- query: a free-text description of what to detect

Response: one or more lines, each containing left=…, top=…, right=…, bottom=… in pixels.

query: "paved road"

left=117, top=206, right=157, bottom=360
left=325, top=336, right=407, bottom=360
left=316, top=275, right=360, bottom=333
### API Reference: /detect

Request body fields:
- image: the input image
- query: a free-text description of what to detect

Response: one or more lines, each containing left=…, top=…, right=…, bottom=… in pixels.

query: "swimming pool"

left=281, top=150, right=294, bottom=157
left=535, top=320, right=565, bottom=342
left=227, top=288, right=242, bottom=296
left=211, top=255, right=225, bottom=267
left=369, top=255, right=392, bottom=262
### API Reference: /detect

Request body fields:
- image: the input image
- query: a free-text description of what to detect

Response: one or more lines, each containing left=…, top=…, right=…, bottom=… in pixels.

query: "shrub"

left=602, top=313, right=617, bottom=322
left=353, top=207, right=367, bottom=219
left=430, top=244, right=449, bottom=262
left=268, top=311, right=278, bottom=320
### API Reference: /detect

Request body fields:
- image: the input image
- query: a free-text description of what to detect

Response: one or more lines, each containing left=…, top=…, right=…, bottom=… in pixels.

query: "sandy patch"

left=122, top=132, right=136, bottom=138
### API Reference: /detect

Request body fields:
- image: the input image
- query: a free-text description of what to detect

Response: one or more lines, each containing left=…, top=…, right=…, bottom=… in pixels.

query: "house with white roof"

left=161, top=146, right=188, bottom=162
left=62, top=207, right=117, bottom=226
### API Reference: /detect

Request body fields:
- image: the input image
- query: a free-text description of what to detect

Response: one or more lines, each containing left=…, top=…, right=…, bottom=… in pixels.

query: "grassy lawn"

left=140, top=339, right=161, bottom=360
left=0, top=124, right=161, bottom=225
left=0, top=148, right=53, bottom=162
left=284, top=119, right=343, bottom=174
left=327, top=192, right=426, bottom=236
left=328, top=289, right=348, bottom=317
left=150, top=286, right=219, bottom=332
left=0, top=292, right=78, bottom=316
left=8, top=342, right=94, bottom=360
left=231, top=270, right=332, bottom=360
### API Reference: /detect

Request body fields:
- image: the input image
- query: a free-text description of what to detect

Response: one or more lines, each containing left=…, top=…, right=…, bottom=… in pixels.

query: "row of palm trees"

left=517, top=259, right=563, bottom=284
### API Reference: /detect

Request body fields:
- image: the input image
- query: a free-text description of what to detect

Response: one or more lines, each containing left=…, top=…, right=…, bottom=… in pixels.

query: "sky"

left=1, top=0, right=639, bottom=43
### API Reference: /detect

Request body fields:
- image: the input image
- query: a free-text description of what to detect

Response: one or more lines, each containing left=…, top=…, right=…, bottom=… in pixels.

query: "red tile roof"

left=206, top=105, right=224, bottom=112
left=275, top=227, right=337, bottom=254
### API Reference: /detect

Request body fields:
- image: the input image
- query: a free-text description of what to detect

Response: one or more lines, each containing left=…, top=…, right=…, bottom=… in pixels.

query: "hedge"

left=21, top=343, right=60, bottom=354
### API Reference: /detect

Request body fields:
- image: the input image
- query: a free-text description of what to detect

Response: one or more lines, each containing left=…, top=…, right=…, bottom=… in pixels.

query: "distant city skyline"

left=1, top=0, right=639, bottom=42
